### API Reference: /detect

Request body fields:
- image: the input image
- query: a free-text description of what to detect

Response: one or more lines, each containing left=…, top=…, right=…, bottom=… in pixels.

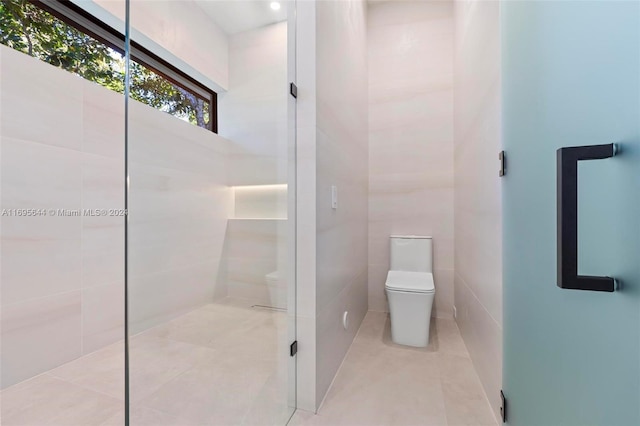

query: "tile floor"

left=289, top=312, right=497, bottom=426
left=1, top=307, right=494, bottom=426
left=0, top=299, right=293, bottom=426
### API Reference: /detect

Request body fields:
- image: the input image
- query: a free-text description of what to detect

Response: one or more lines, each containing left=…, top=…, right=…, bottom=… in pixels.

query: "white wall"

left=453, top=0, right=502, bottom=419
left=221, top=218, right=285, bottom=308
left=294, top=0, right=319, bottom=411
left=218, top=21, right=289, bottom=308
left=0, top=45, right=124, bottom=388
left=294, top=0, right=369, bottom=412
left=0, top=45, right=231, bottom=387
left=127, top=99, right=231, bottom=334
left=367, top=1, right=455, bottom=318
left=219, top=21, right=288, bottom=187
left=315, top=0, right=369, bottom=410
left=90, top=0, right=229, bottom=91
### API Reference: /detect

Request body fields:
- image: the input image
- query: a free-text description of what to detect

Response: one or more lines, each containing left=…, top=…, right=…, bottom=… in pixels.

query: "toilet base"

left=386, top=289, right=435, bottom=347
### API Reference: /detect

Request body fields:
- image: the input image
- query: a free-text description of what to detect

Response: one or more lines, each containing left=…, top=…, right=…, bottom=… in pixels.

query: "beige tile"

left=317, top=379, right=446, bottom=426
left=293, top=312, right=494, bottom=426
left=138, top=353, right=273, bottom=425
left=0, top=374, right=122, bottom=426
left=211, top=313, right=288, bottom=363
left=1, top=46, right=83, bottom=151
left=433, top=318, right=469, bottom=357
left=42, top=301, right=291, bottom=424
left=82, top=282, right=125, bottom=354
left=453, top=274, right=503, bottom=421
left=49, top=334, right=221, bottom=405
left=434, top=268, right=455, bottom=319
left=100, top=406, right=192, bottom=426
left=453, top=0, right=502, bottom=418
left=48, top=341, right=125, bottom=401
left=1, top=292, right=82, bottom=388
left=82, top=80, right=125, bottom=160
left=140, top=304, right=264, bottom=349
left=287, top=409, right=317, bottom=426
left=128, top=336, right=219, bottom=403
left=127, top=262, right=222, bottom=334
left=315, top=315, right=446, bottom=426
left=367, top=0, right=456, bottom=391
left=240, top=371, right=294, bottom=426
left=438, top=354, right=497, bottom=426
left=1, top=138, right=82, bottom=305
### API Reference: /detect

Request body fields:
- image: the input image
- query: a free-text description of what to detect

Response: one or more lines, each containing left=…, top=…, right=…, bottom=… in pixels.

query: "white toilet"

left=385, top=235, right=435, bottom=347
left=265, top=271, right=286, bottom=310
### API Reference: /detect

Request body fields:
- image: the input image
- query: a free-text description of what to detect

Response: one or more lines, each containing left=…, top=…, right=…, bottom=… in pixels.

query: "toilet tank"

left=389, top=235, right=433, bottom=273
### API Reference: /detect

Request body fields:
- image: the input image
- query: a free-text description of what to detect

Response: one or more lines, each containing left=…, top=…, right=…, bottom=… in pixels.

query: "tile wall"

left=0, top=45, right=232, bottom=387
left=367, top=1, right=455, bottom=318
left=315, top=0, right=369, bottom=409
left=453, top=0, right=502, bottom=419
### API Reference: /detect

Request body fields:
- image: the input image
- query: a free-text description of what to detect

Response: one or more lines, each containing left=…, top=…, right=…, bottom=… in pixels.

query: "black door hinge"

left=290, top=340, right=298, bottom=357
left=499, top=150, right=506, bottom=177
left=500, top=390, right=507, bottom=423
left=290, top=82, right=298, bottom=99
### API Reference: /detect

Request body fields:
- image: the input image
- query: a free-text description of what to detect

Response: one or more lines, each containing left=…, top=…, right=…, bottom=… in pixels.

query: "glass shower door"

left=502, top=1, right=640, bottom=424
left=124, top=1, right=296, bottom=424
left=0, top=1, right=127, bottom=424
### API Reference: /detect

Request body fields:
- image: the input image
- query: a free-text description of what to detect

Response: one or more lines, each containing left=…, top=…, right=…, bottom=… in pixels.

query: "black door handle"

left=556, top=143, right=617, bottom=292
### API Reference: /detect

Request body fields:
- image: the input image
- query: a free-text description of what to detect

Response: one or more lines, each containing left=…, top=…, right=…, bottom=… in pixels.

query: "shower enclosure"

left=0, top=0, right=297, bottom=424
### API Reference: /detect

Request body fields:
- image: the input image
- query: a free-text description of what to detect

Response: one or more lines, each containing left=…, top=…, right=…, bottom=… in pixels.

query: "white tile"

left=82, top=282, right=125, bottom=354
left=128, top=102, right=229, bottom=179
left=307, top=0, right=369, bottom=411
left=1, top=291, right=82, bottom=388
left=453, top=0, right=502, bottom=418
left=367, top=0, right=455, bottom=346
left=128, top=263, right=219, bottom=334
left=81, top=153, right=125, bottom=289
left=1, top=138, right=83, bottom=302
left=0, top=46, right=83, bottom=151
left=102, top=0, right=229, bottom=89
left=82, top=80, right=125, bottom=159
left=434, top=268, right=455, bottom=319
left=316, top=273, right=368, bottom=408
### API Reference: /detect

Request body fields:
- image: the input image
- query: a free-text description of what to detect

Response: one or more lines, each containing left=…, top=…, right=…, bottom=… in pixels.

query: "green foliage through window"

left=0, top=0, right=212, bottom=129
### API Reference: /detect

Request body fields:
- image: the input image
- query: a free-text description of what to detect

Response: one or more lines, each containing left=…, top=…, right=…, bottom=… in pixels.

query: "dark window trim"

left=33, top=0, right=218, bottom=133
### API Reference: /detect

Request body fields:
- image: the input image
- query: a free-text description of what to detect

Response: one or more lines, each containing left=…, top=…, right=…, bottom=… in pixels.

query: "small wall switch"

left=453, top=305, right=457, bottom=319
left=331, top=185, right=338, bottom=209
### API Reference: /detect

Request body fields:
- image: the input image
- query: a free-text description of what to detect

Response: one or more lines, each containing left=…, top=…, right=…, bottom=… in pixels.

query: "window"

left=0, top=0, right=217, bottom=132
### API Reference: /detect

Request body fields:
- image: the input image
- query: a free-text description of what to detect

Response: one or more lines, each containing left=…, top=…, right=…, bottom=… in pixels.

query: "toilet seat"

left=385, top=271, right=435, bottom=294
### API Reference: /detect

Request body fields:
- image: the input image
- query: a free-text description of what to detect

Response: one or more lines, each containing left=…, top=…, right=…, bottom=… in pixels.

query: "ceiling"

left=197, top=0, right=287, bottom=35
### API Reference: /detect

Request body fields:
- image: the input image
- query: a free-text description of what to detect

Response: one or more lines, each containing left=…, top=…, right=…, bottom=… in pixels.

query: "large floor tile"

left=4, top=300, right=290, bottom=425
left=138, top=353, right=273, bottom=425
left=0, top=374, right=122, bottom=426
left=100, top=406, right=192, bottom=426
left=48, top=341, right=125, bottom=400
left=437, top=354, right=496, bottom=426
left=294, top=311, right=497, bottom=426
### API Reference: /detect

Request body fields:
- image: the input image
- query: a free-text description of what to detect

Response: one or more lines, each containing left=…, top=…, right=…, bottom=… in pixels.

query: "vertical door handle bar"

left=556, top=143, right=616, bottom=292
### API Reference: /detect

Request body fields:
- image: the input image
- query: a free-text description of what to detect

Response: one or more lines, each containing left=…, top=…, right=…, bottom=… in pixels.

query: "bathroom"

left=0, top=0, right=638, bottom=425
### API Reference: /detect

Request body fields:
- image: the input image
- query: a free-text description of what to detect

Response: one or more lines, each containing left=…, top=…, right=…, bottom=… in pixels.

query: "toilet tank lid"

left=266, top=271, right=279, bottom=280
left=385, top=271, right=435, bottom=293
left=390, top=235, right=432, bottom=239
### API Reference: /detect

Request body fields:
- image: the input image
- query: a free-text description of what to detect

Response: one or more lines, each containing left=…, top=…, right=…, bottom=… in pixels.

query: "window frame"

left=33, top=0, right=218, bottom=133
